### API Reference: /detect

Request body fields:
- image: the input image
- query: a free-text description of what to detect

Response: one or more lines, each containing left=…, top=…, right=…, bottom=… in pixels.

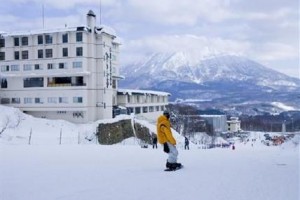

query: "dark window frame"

left=0, top=52, right=5, bottom=60
left=76, top=32, right=83, bottom=42
left=14, top=37, right=19, bottom=46
left=45, top=49, right=53, bottom=58
left=76, top=47, right=83, bottom=56
left=0, top=38, right=5, bottom=47
left=38, top=49, right=43, bottom=58
left=62, top=48, right=68, bottom=57
left=23, top=77, right=44, bottom=88
left=45, top=34, right=53, bottom=44
left=38, top=35, right=43, bottom=45
left=62, top=33, right=68, bottom=43
left=14, top=51, right=20, bottom=60
left=21, top=50, right=29, bottom=59
left=21, top=37, right=28, bottom=46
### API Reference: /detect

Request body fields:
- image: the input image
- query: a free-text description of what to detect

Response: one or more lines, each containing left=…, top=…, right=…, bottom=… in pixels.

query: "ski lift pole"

left=28, top=128, right=32, bottom=145
left=59, top=128, right=62, bottom=145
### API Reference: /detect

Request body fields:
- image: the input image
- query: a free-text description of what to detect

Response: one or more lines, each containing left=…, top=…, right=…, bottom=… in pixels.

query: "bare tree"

left=0, top=116, right=9, bottom=135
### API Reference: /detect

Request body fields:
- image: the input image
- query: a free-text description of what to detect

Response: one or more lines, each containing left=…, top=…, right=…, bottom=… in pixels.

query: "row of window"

left=127, top=106, right=166, bottom=114
left=0, top=97, right=83, bottom=104
left=1, top=76, right=85, bottom=88
left=8, top=46, right=83, bottom=61
left=1, top=32, right=83, bottom=48
left=127, top=95, right=167, bottom=104
left=1, top=61, right=82, bottom=72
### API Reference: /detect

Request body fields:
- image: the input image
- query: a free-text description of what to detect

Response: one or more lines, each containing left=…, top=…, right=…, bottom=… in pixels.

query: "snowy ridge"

left=121, top=52, right=299, bottom=87
left=120, top=52, right=300, bottom=112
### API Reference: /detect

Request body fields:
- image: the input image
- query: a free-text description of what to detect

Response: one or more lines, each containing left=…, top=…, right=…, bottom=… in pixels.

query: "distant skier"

left=157, top=110, right=182, bottom=170
left=152, top=135, right=158, bottom=149
left=232, top=144, right=235, bottom=150
left=184, top=136, right=190, bottom=150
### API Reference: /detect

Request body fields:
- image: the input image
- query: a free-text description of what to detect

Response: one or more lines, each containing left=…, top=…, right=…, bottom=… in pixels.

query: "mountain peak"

left=121, top=52, right=299, bottom=87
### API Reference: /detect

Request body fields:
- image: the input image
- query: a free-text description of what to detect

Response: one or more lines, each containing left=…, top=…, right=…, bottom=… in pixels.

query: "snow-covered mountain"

left=120, top=52, right=300, bottom=114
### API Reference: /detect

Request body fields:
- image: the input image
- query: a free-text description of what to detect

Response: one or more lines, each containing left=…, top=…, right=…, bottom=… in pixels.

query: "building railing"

left=47, top=83, right=86, bottom=87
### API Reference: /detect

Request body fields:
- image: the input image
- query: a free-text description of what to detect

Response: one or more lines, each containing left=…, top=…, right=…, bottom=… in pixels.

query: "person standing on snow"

left=157, top=110, right=181, bottom=170
left=184, top=136, right=190, bottom=150
left=152, top=135, right=158, bottom=149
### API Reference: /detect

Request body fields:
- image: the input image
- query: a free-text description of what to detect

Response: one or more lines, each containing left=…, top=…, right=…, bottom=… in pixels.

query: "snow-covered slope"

left=0, top=106, right=299, bottom=200
left=0, top=105, right=184, bottom=145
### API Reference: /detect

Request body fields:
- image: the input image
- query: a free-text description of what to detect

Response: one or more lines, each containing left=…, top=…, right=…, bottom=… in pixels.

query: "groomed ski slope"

left=0, top=142, right=298, bottom=200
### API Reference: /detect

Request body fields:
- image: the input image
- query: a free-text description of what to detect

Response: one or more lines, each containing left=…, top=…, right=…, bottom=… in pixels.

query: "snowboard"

left=164, top=165, right=184, bottom=172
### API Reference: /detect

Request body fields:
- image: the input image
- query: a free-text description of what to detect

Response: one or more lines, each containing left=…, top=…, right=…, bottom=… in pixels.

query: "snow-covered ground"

left=0, top=143, right=299, bottom=200
left=0, top=105, right=299, bottom=200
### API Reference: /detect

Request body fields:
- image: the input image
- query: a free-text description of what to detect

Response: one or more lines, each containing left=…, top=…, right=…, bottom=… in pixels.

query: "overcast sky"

left=0, top=0, right=299, bottom=78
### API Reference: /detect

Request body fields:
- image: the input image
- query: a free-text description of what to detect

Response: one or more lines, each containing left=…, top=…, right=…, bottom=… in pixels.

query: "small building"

left=116, top=89, right=170, bottom=121
left=227, top=117, right=241, bottom=133
left=200, top=115, right=227, bottom=133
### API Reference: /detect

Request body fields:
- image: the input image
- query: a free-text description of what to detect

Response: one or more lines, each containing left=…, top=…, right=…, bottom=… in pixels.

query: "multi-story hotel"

left=0, top=10, right=169, bottom=123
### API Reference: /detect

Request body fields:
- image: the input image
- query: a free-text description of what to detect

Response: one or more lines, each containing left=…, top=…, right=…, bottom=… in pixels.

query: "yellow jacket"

left=157, top=115, right=176, bottom=145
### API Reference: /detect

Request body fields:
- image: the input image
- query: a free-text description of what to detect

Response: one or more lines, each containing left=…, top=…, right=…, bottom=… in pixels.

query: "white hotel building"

left=0, top=10, right=169, bottom=123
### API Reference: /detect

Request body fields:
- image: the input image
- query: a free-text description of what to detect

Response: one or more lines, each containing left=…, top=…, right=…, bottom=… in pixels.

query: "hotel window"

left=73, top=97, right=83, bottom=103
left=35, top=97, right=43, bottom=104
left=47, top=63, right=55, bottom=69
left=21, top=37, right=28, bottom=46
left=62, top=48, right=68, bottom=57
left=149, top=106, right=154, bottom=112
left=0, top=38, right=4, bottom=47
left=76, top=32, right=83, bottom=42
left=38, top=49, right=43, bottom=58
left=76, top=47, right=83, bottom=56
left=1, top=98, right=10, bottom=104
left=156, top=106, right=160, bottom=111
left=11, top=65, right=20, bottom=71
left=23, top=77, right=44, bottom=87
left=24, top=97, right=33, bottom=104
left=143, top=107, right=148, bottom=113
left=58, top=63, right=67, bottom=69
left=14, top=51, right=20, bottom=60
left=12, top=98, right=21, bottom=104
left=72, top=61, right=82, bottom=68
left=45, top=49, right=52, bottom=58
left=23, top=64, right=32, bottom=71
left=0, top=52, right=5, bottom=60
left=21, top=50, right=28, bottom=59
left=62, top=33, right=68, bottom=43
left=1, top=78, right=7, bottom=88
left=48, top=97, right=57, bottom=103
left=14, top=37, right=19, bottom=46
left=59, top=97, right=68, bottom=103
left=38, top=35, right=43, bottom=44
left=34, top=64, right=42, bottom=70
left=1, top=65, right=9, bottom=72
left=135, top=107, right=141, bottom=114
left=45, top=34, right=52, bottom=44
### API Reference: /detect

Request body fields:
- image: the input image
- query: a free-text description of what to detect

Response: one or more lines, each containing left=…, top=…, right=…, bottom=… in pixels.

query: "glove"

left=163, top=142, right=170, bottom=153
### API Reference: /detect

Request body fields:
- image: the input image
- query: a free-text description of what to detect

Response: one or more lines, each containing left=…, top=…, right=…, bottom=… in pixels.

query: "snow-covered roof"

left=0, top=26, right=80, bottom=37
left=95, top=25, right=117, bottom=37
left=1, top=24, right=118, bottom=38
left=0, top=71, right=90, bottom=78
left=117, top=88, right=170, bottom=96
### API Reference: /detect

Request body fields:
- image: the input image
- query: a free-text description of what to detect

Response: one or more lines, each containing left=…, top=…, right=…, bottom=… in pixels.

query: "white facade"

left=0, top=11, right=123, bottom=123
left=117, top=89, right=170, bottom=121
left=227, top=117, right=241, bottom=133
left=200, top=115, right=228, bottom=133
